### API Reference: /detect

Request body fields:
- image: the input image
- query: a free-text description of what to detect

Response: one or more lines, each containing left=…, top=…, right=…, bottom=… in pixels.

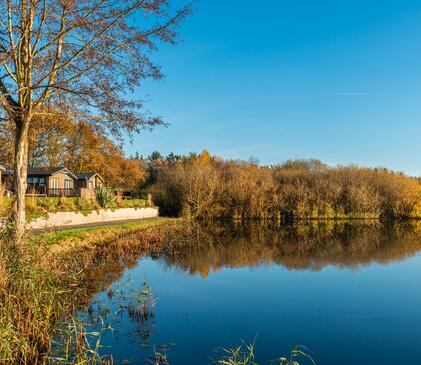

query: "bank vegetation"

left=143, top=151, right=421, bottom=220
left=0, top=218, right=183, bottom=364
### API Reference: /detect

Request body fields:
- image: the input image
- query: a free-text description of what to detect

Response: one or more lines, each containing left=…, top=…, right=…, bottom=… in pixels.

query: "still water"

left=67, top=221, right=421, bottom=364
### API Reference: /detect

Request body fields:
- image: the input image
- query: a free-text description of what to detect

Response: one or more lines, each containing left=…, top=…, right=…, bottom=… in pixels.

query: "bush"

left=95, top=186, right=116, bottom=209
left=37, top=197, right=59, bottom=211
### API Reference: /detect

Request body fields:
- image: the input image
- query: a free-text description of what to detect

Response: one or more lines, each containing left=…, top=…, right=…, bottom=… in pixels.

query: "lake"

left=59, top=221, right=421, bottom=365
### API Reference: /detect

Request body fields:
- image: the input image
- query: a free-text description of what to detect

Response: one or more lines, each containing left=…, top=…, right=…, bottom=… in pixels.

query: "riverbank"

left=0, top=217, right=186, bottom=364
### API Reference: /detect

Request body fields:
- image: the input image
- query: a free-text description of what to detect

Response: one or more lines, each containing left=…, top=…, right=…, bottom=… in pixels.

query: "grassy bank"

left=0, top=218, right=184, bottom=364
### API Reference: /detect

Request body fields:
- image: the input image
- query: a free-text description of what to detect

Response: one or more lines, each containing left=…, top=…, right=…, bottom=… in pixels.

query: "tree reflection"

left=159, top=221, right=421, bottom=275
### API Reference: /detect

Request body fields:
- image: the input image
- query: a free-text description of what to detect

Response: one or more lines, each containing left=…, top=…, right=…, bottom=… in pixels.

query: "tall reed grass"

left=215, top=341, right=316, bottom=365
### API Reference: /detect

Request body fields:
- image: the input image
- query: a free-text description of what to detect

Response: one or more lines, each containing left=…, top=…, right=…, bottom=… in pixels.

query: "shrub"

left=37, top=197, right=59, bottom=211
left=75, top=197, right=96, bottom=211
left=95, top=185, right=116, bottom=209
left=149, top=156, right=421, bottom=220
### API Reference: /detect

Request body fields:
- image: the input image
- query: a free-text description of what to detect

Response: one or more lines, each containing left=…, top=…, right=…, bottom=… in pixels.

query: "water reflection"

left=56, top=220, right=421, bottom=365
left=158, top=221, right=421, bottom=275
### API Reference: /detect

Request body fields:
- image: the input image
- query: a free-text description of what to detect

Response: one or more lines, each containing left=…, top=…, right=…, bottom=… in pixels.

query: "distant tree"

left=248, top=156, right=260, bottom=165
left=105, top=155, right=147, bottom=191
left=29, top=111, right=73, bottom=167
left=166, top=152, right=182, bottom=162
left=64, top=121, right=112, bottom=173
left=61, top=121, right=148, bottom=190
left=0, top=107, right=73, bottom=167
left=149, top=151, right=164, bottom=161
left=195, top=150, right=212, bottom=165
left=0, top=0, right=191, bottom=245
left=0, top=119, right=14, bottom=164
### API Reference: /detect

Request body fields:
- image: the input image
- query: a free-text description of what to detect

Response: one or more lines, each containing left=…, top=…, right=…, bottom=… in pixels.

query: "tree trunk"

left=13, top=118, right=29, bottom=247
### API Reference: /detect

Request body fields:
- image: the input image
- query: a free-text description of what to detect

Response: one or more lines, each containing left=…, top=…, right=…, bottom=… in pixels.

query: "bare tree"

left=0, top=0, right=190, bottom=245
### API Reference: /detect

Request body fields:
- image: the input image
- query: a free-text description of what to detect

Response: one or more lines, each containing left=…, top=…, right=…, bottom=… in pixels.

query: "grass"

left=118, top=198, right=151, bottom=209
left=0, top=217, right=183, bottom=364
left=34, top=217, right=166, bottom=244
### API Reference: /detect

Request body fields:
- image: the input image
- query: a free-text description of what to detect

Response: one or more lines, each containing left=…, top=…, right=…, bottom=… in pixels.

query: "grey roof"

left=75, top=172, right=103, bottom=181
left=28, top=167, right=77, bottom=179
left=2, top=167, right=77, bottom=179
left=28, top=167, right=65, bottom=175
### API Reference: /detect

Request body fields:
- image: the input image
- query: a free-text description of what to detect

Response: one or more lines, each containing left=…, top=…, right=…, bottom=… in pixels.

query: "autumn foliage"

left=146, top=151, right=421, bottom=220
left=0, top=114, right=147, bottom=191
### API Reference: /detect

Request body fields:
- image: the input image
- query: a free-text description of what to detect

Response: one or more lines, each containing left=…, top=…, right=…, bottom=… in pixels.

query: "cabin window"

left=64, top=179, right=73, bottom=189
left=33, top=177, right=39, bottom=185
left=89, top=181, right=94, bottom=189
left=27, top=177, right=33, bottom=184
left=39, top=178, right=45, bottom=186
left=50, top=178, right=59, bottom=189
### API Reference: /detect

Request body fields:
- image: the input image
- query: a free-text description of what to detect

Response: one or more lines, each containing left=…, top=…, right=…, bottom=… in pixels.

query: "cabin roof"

left=75, top=172, right=104, bottom=181
left=3, top=167, right=77, bottom=179
left=28, top=167, right=78, bottom=179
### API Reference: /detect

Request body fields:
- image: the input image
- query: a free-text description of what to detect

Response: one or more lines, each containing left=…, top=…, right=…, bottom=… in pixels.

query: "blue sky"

left=128, top=0, right=421, bottom=176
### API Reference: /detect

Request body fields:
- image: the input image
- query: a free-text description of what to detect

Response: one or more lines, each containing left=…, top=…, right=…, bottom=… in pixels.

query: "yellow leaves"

left=193, top=150, right=212, bottom=166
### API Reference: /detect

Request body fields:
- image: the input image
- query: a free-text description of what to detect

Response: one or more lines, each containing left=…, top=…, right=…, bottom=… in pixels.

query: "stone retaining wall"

left=27, top=207, right=159, bottom=230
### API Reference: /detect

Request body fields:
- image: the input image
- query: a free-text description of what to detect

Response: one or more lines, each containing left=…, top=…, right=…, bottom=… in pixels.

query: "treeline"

left=140, top=151, right=421, bottom=220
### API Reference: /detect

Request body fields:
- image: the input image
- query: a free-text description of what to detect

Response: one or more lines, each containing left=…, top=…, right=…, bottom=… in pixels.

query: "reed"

left=215, top=342, right=316, bottom=365
left=215, top=341, right=256, bottom=365
left=48, top=316, right=113, bottom=365
left=126, top=281, right=157, bottom=324
left=151, top=350, right=169, bottom=365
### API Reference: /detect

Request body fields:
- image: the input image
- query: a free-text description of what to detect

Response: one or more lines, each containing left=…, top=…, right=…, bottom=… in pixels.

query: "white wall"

left=27, top=207, right=159, bottom=230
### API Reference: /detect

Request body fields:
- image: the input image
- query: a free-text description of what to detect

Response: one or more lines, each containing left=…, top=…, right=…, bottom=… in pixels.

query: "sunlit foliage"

left=145, top=152, right=421, bottom=220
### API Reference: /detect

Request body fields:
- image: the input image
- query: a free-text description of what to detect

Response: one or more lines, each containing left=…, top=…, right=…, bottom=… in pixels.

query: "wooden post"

left=147, top=193, right=152, bottom=207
